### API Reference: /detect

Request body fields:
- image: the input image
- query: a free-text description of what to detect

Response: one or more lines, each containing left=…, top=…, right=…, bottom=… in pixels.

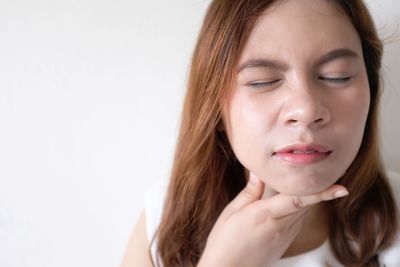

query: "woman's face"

left=222, top=0, right=370, bottom=195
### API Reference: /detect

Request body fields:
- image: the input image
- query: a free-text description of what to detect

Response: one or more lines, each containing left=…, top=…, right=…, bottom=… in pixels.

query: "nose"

left=280, top=87, right=331, bottom=129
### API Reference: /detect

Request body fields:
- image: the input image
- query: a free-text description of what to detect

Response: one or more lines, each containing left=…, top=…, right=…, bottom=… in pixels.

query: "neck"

left=246, top=171, right=330, bottom=258
left=282, top=202, right=330, bottom=258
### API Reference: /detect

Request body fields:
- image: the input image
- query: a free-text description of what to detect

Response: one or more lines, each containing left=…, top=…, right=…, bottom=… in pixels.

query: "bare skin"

left=281, top=202, right=329, bottom=257
left=197, top=172, right=347, bottom=267
left=257, top=172, right=331, bottom=258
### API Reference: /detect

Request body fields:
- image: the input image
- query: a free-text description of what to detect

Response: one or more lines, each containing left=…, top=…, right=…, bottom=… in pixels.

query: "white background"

left=0, top=0, right=398, bottom=266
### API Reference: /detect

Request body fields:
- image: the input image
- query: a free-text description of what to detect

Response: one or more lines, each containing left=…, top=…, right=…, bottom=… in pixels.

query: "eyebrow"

left=316, top=48, right=359, bottom=66
left=237, top=48, right=359, bottom=73
left=237, top=58, right=288, bottom=73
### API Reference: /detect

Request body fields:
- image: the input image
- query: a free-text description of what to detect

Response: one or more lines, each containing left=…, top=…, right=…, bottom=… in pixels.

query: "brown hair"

left=151, top=0, right=399, bottom=266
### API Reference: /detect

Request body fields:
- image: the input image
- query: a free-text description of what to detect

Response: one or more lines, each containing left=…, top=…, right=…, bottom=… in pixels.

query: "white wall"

left=0, top=1, right=398, bottom=267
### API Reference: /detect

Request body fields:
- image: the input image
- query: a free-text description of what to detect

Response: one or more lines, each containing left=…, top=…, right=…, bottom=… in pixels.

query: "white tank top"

left=145, top=171, right=400, bottom=266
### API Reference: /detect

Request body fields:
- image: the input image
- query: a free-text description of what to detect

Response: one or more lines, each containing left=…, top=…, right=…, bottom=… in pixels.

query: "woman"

left=122, top=0, right=400, bottom=266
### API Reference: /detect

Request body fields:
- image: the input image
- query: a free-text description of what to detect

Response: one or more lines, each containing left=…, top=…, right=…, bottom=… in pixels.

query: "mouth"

left=272, top=143, right=333, bottom=164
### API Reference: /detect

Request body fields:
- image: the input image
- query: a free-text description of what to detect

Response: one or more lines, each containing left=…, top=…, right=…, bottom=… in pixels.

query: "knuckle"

left=292, top=196, right=305, bottom=209
left=242, top=187, right=256, bottom=199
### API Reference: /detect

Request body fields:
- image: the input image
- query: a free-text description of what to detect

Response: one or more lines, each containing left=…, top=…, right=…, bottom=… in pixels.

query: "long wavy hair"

left=151, top=0, right=399, bottom=266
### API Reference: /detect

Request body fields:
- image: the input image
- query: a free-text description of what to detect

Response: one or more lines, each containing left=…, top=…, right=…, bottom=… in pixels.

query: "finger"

left=259, top=184, right=349, bottom=219
left=223, top=172, right=265, bottom=217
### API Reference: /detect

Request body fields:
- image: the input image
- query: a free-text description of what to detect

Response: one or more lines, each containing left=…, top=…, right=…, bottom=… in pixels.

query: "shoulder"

left=379, top=170, right=400, bottom=266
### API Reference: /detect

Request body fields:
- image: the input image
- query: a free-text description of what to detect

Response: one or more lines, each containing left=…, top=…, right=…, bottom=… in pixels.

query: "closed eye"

left=247, top=79, right=282, bottom=89
left=319, top=77, right=352, bottom=83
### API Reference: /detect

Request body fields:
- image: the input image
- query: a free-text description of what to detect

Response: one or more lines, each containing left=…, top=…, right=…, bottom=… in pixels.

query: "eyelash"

left=247, top=76, right=352, bottom=89
left=248, top=80, right=282, bottom=88
left=319, top=76, right=352, bottom=83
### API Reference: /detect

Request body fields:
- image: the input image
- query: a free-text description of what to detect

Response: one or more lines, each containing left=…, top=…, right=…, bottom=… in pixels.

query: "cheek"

left=224, top=91, right=278, bottom=167
left=337, top=81, right=370, bottom=151
left=340, top=81, right=370, bottom=172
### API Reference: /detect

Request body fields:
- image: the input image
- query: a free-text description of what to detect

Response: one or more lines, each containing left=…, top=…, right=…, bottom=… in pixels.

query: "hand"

left=197, top=172, right=348, bottom=267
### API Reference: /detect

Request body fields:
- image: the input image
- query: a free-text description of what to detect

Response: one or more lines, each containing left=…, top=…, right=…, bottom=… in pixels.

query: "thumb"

left=225, top=172, right=265, bottom=215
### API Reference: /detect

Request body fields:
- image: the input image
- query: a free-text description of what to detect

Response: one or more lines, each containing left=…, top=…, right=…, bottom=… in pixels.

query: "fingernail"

left=333, top=189, right=349, bottom=198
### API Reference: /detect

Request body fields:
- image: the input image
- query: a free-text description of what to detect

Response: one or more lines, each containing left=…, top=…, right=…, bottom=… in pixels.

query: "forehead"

left=239, top=0, right=362, bottom=63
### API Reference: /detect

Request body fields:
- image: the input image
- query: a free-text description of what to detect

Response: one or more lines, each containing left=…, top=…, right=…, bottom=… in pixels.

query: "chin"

left=263, top=170, right=342, bottom=196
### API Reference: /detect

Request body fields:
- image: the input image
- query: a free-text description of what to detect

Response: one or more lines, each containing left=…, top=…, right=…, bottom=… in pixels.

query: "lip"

left=274, top=143, right=332, bottom=154
left=272, top=143, right=332, bottom=164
